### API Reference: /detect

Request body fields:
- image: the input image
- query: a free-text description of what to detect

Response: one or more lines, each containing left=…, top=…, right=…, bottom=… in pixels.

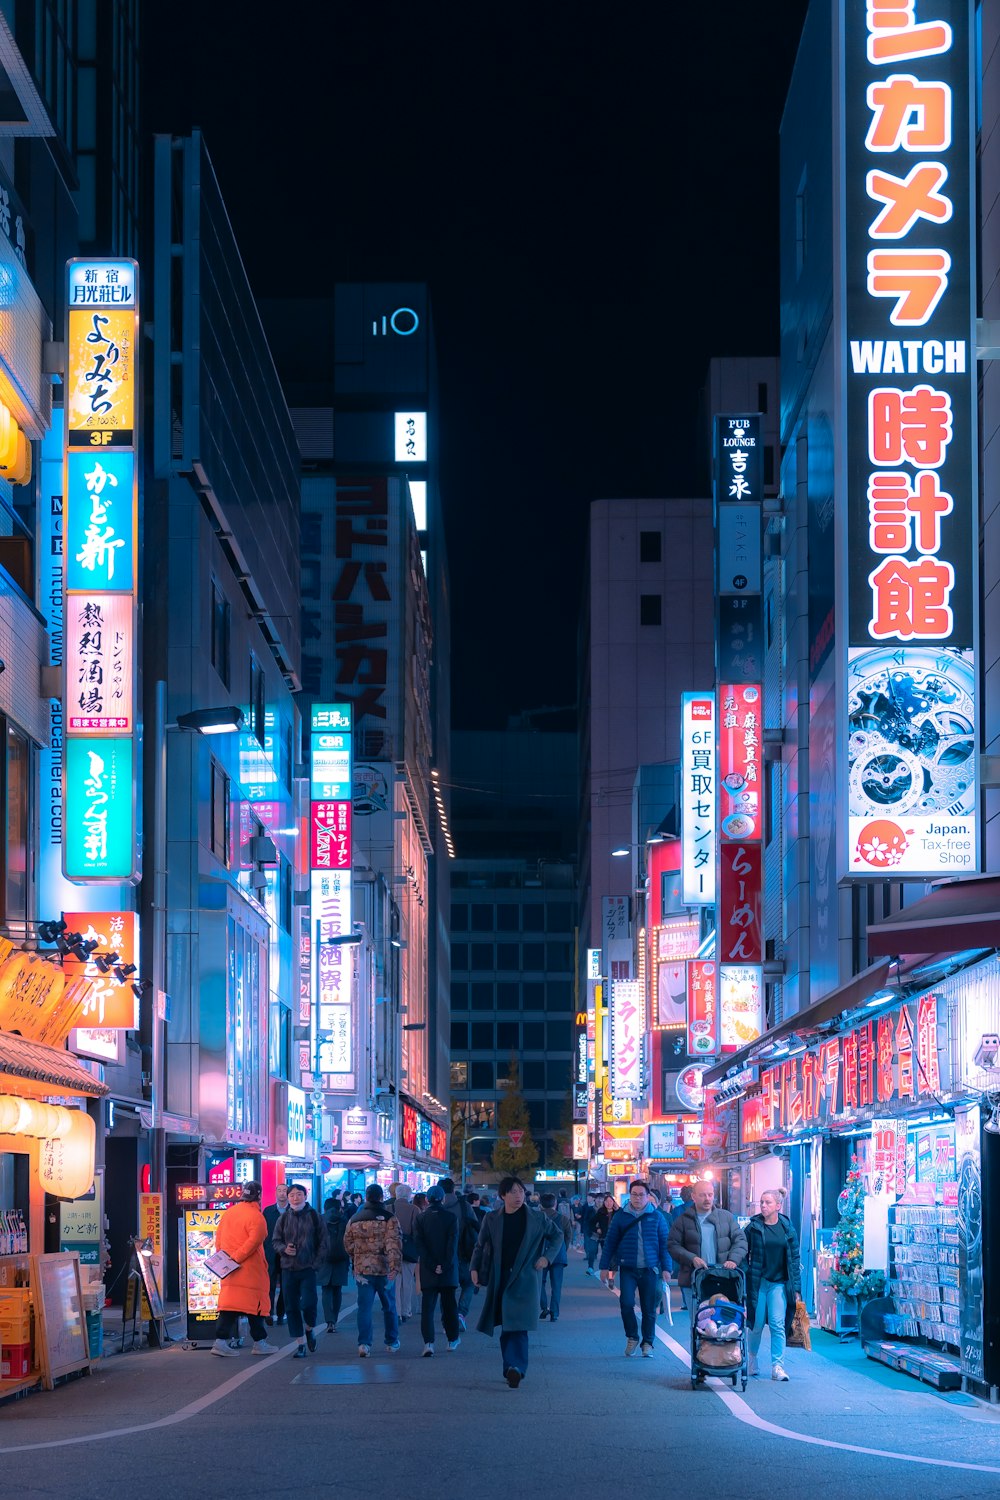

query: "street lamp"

left=174, top=706, right=244, bottom=735
left=461, top=1132, right=498, bottom=1187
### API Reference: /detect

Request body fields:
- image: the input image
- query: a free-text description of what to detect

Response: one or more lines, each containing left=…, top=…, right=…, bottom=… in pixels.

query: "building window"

left=450, top=902, right=469, bottom=931
left=210, top=760, right=230, bottom=866
left=764, top=445, right=775, bottom=486
left=496, top=903, right=519, bottom=931
left=522, top=1060, right=544, bottom=1089
left=471, top=1021, right=494, bottom=1050
left=496, top=1021, right=519, bottom=1052
left=470, top=942, right=493, bottom=970
left=523, top=943, right=545, bottom=970
left=640, top=594, right=662, bottom=626
left=0, top=723, right=30, bottom=927
left=279, top=855, right=293, bottom=934
left=450, top=1061, right=468, bottom=1089
left=470, top=902, right=493, bottom=932
left=757, top=382, right=769, bottom=415
left=497, top=981, right=519, bottom=1008
left=546, top=902, right=573, bottom=932
left=522, top=905, right=544, bottom=932
left=496, top=942, right=519, bottom=970
left=639, top=530, right=662, bottom=563
left=546, top=1021, right=572, bottom=1051
left=546, top=1060, right=570, bottom=1090
left=523, top=983, right=545, bottom=1011
left=523, top=1021, right=545, bottom=1049
left=249, top=653, right=266, bottom=747
left=470, top=982, right=494, bottom=1011
left=546, top=942, right=573, bottom=971
left=450, top=1021, right=468, bottom=1050
left=452, top=942, right=469, bottom=972
left=210, top=576, right=231, bottom=688
left=451, top=983, right=469, bottom=1012
left=470, top=1061, right=493, bottom=1090
left=795, top=170, right=807, bottom=277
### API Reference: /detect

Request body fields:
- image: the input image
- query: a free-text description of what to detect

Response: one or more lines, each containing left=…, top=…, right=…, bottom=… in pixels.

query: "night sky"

left=144, top=4, right=808, bottom=729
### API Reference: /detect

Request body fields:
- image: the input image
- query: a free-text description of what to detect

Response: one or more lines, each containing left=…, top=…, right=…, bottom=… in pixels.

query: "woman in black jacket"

left=316, top=1198, right=352, bottom=1332
left=593, top=1194, right=619, bottom=1252
left=413, top=1185, right=461, bottom=1356
left=744, top=1188, right=801, bottom=1382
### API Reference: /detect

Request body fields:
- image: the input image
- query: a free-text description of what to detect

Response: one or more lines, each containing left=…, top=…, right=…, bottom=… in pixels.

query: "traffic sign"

left=508, top=1130, right=525, bottom=1148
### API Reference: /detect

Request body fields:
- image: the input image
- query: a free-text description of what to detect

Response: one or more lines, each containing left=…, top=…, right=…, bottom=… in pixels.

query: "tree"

left=829, top=1157, right=886, bottom=1299
left=449, top=1102, right=466, bottom=1178
left=492, top=1055, right=538, bottom=1176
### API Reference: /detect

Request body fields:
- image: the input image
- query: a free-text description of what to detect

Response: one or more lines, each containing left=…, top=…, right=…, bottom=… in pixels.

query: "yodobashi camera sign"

left=838, top=0, right=979, bottom=878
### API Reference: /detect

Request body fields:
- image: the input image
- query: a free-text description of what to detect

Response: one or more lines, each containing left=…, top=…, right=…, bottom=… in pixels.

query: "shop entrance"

left=104, top=1136, right=138, bottom=1306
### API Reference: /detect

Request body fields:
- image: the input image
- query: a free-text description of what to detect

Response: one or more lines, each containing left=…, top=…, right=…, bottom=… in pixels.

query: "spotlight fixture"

left=131, top=978, right=153, bottom=1001
left=93, top=952, right=121, bottom=975
left=71, top=940, right=94, bottom=963
left=37, top=919, right=67, bottom=944
left=113, top=962, right=138, bottom=985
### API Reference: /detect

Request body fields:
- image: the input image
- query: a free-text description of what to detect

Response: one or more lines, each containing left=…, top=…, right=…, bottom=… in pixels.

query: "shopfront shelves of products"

left=886, top=1203, right=960, bottom=1352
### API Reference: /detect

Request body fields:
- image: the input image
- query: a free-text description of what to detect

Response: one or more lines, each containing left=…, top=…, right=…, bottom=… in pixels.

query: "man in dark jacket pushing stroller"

left=667, top=1179, right=748, bottom=1308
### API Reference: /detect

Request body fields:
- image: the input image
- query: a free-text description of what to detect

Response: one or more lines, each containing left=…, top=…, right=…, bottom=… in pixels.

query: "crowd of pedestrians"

left=206, top=1173, right=799, bottom=1389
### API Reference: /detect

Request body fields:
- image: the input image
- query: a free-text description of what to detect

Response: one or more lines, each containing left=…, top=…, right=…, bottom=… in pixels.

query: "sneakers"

left=305, top=1328, right=317, bottom=1353
left=251, top=1339, right=278, bottom=1356
left=748, top=1354, right=759, bottom=1377
left=640, top=1342, right=653, bottom=1358
left=585, top=1268, right=597, bottom=1278
left=422, top=1344, right=435, bottom=1357
left=358, top=1344, right=371, bottom=1358
left=210, top=1338, right=240, bottom=1357
left=539, top=1309, right=549, bottom=1320
left=505, top=1367, right=522, bottom=1389
left=386, top=1340, right=401, bottom=1352
left=448, top=1338, right=461, bottom=1351
left=457, top=1313, right=467, bottom=1332
left=772, top=1363, right=789, bottom=1381
left=292, top=1345, right=307, bottom=1359
left=625, top=1337, right=640, bottom=1357
left=326, top=1323, right=337, bottom=1333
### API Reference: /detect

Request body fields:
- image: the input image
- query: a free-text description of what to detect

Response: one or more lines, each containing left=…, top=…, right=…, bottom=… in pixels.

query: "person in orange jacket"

left=210, top=1181, right=278, bottom=1357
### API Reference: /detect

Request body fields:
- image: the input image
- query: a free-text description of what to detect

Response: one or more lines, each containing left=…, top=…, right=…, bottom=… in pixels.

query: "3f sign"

left=371, top=307, right=420, bottom=337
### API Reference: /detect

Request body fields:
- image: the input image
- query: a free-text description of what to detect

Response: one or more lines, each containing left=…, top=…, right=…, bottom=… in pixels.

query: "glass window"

left=450, top=902, right=468, bottom=931
left=523, top=1021, right=545, bottom=1049
left=496, top=982, right=519, bottom=1009
left=496, top=942, right=519, bottom=970
left=451, top=943, right=469, bottom=972
left=496, top=1021, right=519, bottom=1052
left=547, top=1100, right=568, bottom=1129
left=468, top=1100, right=496, bottom=1130
left=210, top=576, right=231, bottom=688
left=546, top=942, right=573, bottom=971
left=523, top=943, right=545, bottom=970
left=249, top=652, right=266, bottom=747
left=450, top=1061, right=468, bottom=1089
left=471, top=1022, right=493, bottom=1050
left=523, top=982, right=545, bottom=1011
left=640, top=594, right=662, bottom=626
left=470, top=982, right=494, bottom=1011
left=210, top=759, right=230, bottom=866
left=469, top=1061, right=493, bottom=1091
left=470, top=902, right=493, bottom=932
left=522, top=1060, right=544, bottom=1089
left=527, top=1101, right=546, bottom=1131
left=450, top=1021, right=469, bottom=1050
left=450, top=983, right=468, bottom=1011
left=639, top=530, right=662, bottom=563
left=547, top=980, right=573, bottom=1010
left=470, top=943, right=493, bottom=970
left=546, top=1021, right=573, bottom=1051
left=546, top=902, right=573, bottom=932
left=522, top=905, right=544, bottom=931
left=1, top=724, right=29, bottom=926
left=546, top=1060, right=570, bottom=1090
left=496, top=903, right=519, bottom=931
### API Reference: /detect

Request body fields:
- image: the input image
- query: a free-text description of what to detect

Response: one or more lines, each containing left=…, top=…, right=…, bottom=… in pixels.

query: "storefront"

left=395, top=1099, right=448, bottom=1187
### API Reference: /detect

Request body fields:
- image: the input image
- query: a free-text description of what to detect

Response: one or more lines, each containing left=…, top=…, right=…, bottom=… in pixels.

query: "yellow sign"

left=602, top=1081, right=633, bottom=1125
left=67, top=307, right=136, bottom=438
left=139, top=1192, right=164, bottom=1321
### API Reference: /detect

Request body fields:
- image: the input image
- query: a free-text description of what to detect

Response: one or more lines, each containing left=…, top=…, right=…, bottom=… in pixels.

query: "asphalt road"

left=4, top=1256, right=1000, bottom=1500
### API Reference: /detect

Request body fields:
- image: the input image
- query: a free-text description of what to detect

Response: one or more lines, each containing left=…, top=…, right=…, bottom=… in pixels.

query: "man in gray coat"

left=666, top=1179, right=748, bottom=1307
left=469, top=1175, right=563, bottom=1388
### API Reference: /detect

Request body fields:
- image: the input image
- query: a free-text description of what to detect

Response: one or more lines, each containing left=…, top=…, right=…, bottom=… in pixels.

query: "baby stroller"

left=689, top=1264, right=748, bottom=1390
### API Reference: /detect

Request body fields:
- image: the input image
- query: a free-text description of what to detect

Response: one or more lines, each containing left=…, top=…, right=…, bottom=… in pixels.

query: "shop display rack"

left=883, top=1204, right=960, bottom=1348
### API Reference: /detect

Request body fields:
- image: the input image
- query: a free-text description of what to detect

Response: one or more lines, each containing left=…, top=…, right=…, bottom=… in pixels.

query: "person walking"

left=594, top=1192, right=618, bottom=1261
left=210, top=1181, right=277, bottom=1358
left=272, top=1182, right=327, bottom=1358
left=317, top=1195, right=352, bottom=1332
left=600, top=1179, right=672, bottom=1357
left=538, top=1192, right=572, bottom=1321
left=581, top=1195, right=601, bottom=1276
left=344, top=1183, right=403, bottom=1357
left=667, top=1178, right=748, bottom=1310
left=469, top=1175, right=563, bottom=1389
left=262, top=1182, right=287, bottom=1324
left=745, top=1188, right=801, bottom=1382
left=392, top=1183, right=420, bottom=1324
left=439, top=1176, right=480, bottom=1330
left=414, top=1184, right=461, bottom=1355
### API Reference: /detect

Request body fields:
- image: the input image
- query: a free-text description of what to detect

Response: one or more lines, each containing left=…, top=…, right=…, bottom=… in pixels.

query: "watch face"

left=847, top=646, right=976, bottom=875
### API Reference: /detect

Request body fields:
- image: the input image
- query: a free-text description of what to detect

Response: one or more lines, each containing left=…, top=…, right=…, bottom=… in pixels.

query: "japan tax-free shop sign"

left=838, top=0, right=977, bottom=879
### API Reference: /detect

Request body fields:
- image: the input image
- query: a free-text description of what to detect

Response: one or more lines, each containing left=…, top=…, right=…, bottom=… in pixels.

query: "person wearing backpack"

left=599, top=1179, right=672, bottom=1358
left=271, top=1182, right=328, bottom=1359
left=392, top=1183, right=420, bottom=1322
left=439, top=1177, right=479, bottom=1329
left=317, top=1195, right=352, bottom=1332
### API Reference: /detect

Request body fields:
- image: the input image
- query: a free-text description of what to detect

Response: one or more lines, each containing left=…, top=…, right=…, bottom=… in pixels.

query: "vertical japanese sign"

left=840, top=0, right=977, bottom=877
left=718, top=683, right=764, bottom=1036
left=310, top=704, right=355, bottom=1089
left=61, top=910, right=138, bottom=1028
left=681, top=693, right=716, bottom=903
left=686, top=959, right=718, bottom=1057
left=715, top=414, right=764, bottom=682
left=609, top=978, right=644, bottom=1102
left=63, top=259, right=139, bottom=884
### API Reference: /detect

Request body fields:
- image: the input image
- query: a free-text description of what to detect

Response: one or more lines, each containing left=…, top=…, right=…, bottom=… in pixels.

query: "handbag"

left=787, top=1296, right=812, bottom=1350
left=401, top=1232, right=419, bottom=1264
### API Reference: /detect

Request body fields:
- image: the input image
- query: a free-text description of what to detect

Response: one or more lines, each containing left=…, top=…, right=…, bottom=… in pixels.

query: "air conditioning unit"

left=249, top=869, right=268, bottom=893
left=247, top=835, right=278, bottom=865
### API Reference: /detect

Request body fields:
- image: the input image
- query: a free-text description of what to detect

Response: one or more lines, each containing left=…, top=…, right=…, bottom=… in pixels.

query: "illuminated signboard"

left=719, top=964, right=763, bottom=1053
left=741, top=993, right=946, bottom=1142
left=719, top=842, right=762, bottom=965
left=681, top=692, right=717, bottom=903
left=718, top=685, right=762, bottom=840
left=394, top=411, right=427, bottom=463
left=572, top=1122, right=589, bottom=1160
left=65, top=592, right=133, bottom=733
left=610, top=979, right=644, bottom=1102
left=647, top=1121, right=684, bottom=1161
left=686, top=959, right=718, bottom=1057
left=402, top=1103, right=418, bottom=1152
left=311, top=705, right=353, bottom=1090
left=63, top=259, right=139, bottom=886
left=841, top=0, right=977, bottom=877
left=310, top=741, right=352, bottom=800
left=62, top=910, right=138, bottom=1029
left=310, top=800, right=351, bottom=871
left=715, top=414, right=765, bottom=681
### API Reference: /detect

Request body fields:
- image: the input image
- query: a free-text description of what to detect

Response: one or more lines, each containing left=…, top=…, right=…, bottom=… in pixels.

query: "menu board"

left=184, top=1208, right=224, bottom=1337
left=34, top=1252, right=90, bottom=1387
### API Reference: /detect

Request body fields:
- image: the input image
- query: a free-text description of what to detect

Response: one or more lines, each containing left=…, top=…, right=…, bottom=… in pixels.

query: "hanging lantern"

left=38, top=1109, right=95, bottom=1200
left=0, top=1096, right=20, bottom=1133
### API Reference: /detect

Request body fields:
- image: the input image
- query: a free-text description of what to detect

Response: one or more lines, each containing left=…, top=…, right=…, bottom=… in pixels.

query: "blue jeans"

left=356, top=1276, right=399, bottom=1347
left=540, top=1263, right=565, bottom=1317
left=749, top=1279, right=787, bottom=1366
left=281, top=1267, right=317, bottom=1341
left=584, top=1235, right=599, bottom=1269
left=499, top=1328, right=529, bottom=1376
left=618, top=1266, right=660, bottom=1344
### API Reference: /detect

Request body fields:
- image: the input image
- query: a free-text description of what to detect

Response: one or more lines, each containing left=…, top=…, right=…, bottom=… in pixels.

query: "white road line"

left=0, top=1304, right=357, bottom=1455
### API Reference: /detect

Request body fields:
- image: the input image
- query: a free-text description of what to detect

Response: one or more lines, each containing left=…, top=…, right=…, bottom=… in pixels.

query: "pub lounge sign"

left=741, top=994, right=946, bottom=1143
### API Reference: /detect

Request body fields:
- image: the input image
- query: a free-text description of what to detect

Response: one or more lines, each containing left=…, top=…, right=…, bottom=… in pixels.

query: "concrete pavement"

left=3, top=1256, right=1000, bottom=1499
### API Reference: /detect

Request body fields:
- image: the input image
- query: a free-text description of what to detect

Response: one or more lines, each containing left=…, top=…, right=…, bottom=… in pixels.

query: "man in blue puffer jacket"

left=600, top=1179, right=671, bottom=1357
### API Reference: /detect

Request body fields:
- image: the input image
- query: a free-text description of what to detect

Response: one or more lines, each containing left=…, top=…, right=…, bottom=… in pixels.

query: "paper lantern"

left=38, top=1109, right=95, bottom=1199
left=0, top=1095, right=20, bottom=1133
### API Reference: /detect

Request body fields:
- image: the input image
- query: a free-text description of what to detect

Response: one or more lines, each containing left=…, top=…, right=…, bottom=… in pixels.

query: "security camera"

left=974, top=1035, right=1000, bottom=1070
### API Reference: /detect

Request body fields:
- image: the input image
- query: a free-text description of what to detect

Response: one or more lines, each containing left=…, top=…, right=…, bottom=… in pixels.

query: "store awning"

left=703, top=959, right=892, bottom=1086
left=867, top=875, right=1000, bottom=959
left=0, top=1030, right=109, bottom=1099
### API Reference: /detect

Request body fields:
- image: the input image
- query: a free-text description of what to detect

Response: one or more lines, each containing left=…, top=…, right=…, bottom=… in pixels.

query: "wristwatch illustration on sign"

left=847, top=647, right=975, bottom=823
